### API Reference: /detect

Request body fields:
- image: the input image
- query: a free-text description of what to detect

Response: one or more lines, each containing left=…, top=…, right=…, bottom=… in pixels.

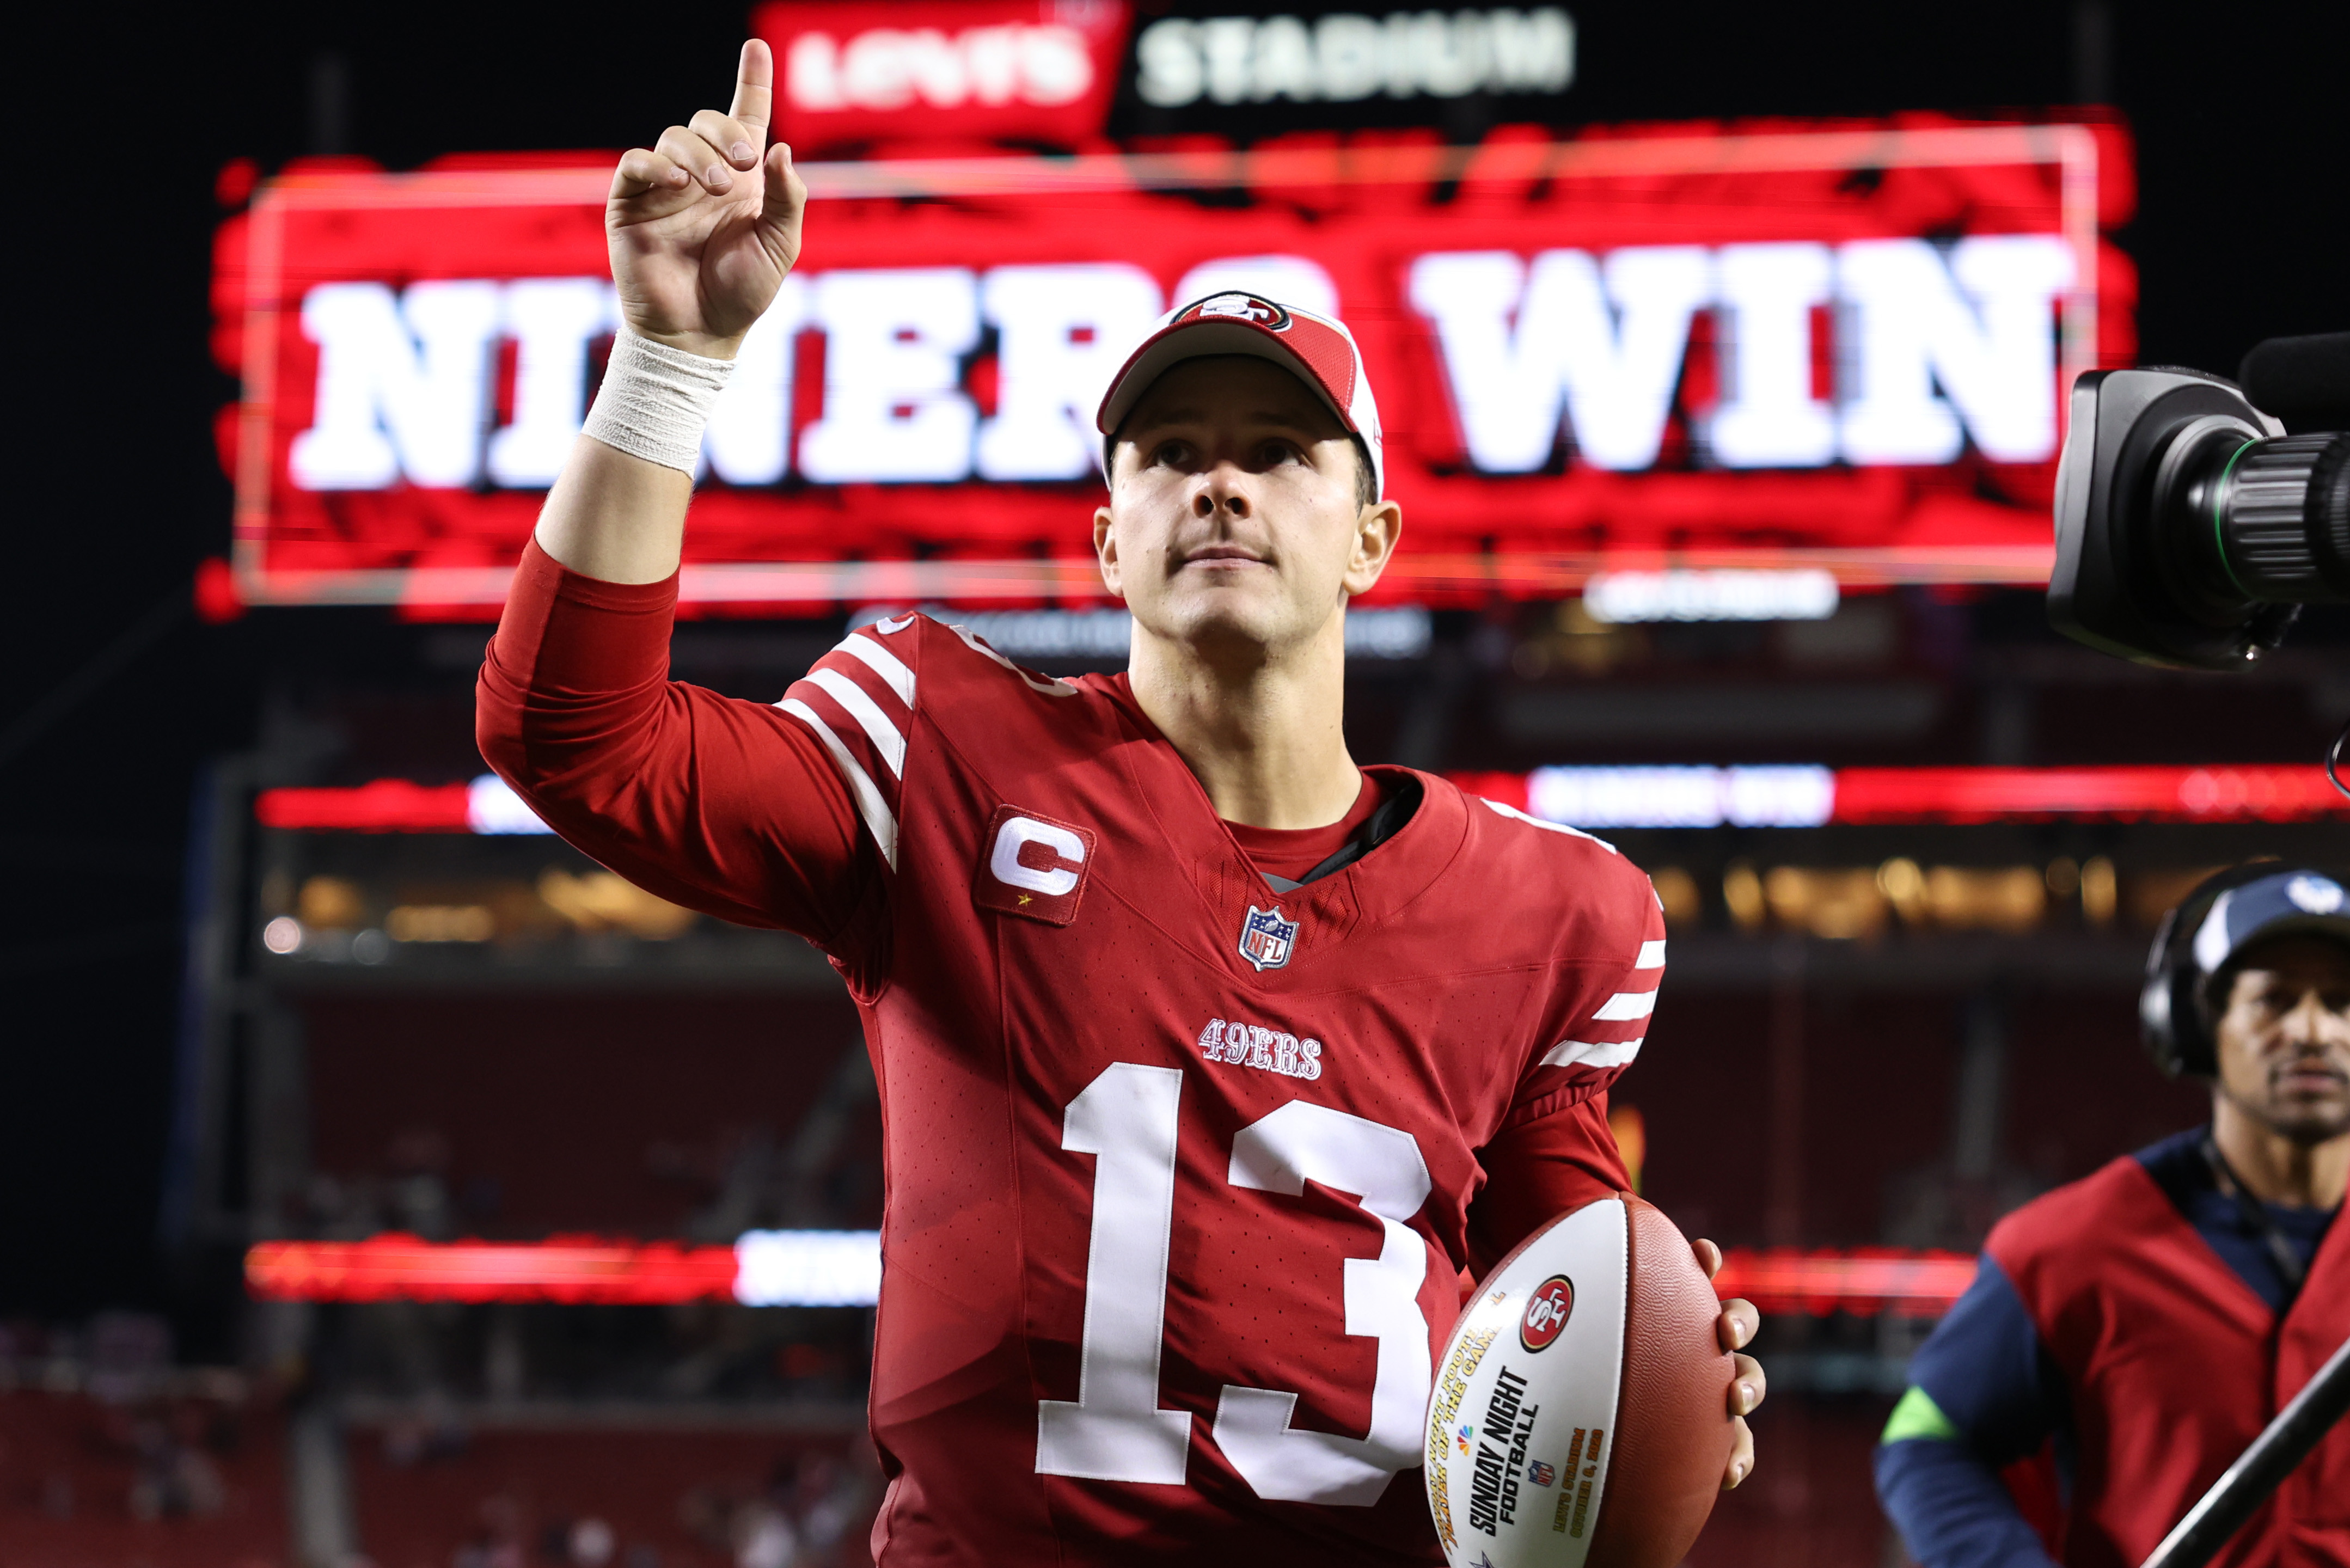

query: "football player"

left=476, top=41, right=1765, bottom=1565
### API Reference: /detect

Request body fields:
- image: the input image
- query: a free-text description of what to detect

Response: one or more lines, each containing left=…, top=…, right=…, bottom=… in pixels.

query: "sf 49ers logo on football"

left=1236, top=904, right=1298, bottom=971
left=974, top=804, right=1097, bottom=927
left=1188, top=292, right=1292, bottom=331
left=1519, top=1275, right=1575, bottom=1352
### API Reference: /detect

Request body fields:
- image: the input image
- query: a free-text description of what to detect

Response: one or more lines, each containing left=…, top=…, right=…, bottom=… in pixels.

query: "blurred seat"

left=348, top=1423, right=879, bottom=1568
left=0, top=1386, right=286, bottom=1567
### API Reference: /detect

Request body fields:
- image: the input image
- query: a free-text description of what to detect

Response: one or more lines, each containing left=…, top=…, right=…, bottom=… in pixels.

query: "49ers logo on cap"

left=1096, top=290, right=1385, bottom=498
left=1188, top=293, right=1291, bottom=331
left=1520, top=1274, right=1574, bottom=1351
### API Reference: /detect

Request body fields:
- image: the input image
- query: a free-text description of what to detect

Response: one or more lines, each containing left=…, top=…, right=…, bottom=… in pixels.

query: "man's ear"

left=1093, top=504, right=1123, bottom=598
left=1343, top=500, right=1403, bottom=597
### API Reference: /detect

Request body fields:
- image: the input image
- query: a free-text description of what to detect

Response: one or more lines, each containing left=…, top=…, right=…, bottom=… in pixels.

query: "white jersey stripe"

left=1541, top=1037, right=1644, bottom=1070
left=946, top=623, right=1079, bottom=696
left=779, top=698, right=900, bottom=871
left=1478, top=796, right=1618, bottom=855
left=805, top=667, right=908, bottom=779
left=1592, top=988, right=1659, bottom=1021
left=1635, top=939, right=1667, bottom=968
left=835, top=634, right=915, bottom=707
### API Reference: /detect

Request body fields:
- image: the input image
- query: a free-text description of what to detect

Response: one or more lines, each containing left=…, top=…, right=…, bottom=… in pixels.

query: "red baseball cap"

left=1095, top=292, right=1385, bottom=498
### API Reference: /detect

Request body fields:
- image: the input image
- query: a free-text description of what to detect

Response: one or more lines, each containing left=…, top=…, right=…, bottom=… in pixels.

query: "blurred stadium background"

left=5, top=2, right=2346, bottom=1564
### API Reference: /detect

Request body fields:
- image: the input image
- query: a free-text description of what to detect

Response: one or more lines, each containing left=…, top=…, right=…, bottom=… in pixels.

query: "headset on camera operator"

left=1875, top=866, right=2350, bottom=1568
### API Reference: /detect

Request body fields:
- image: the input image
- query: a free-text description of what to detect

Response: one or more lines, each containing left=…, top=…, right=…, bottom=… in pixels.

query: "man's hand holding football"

left=608, top=38, right=806, bottom=359
left=1695, top=1237, right=1767, bottom=1489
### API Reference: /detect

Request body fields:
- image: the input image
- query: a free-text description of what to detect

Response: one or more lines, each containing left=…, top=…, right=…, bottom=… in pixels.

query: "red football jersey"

left=768, top=614, right=1666, bottom=1565
left=476, top=550, right=1663, bottom=1565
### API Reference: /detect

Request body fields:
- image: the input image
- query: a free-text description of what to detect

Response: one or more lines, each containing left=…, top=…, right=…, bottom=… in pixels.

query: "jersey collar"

left=1083, top=672, right=1468, bottom=958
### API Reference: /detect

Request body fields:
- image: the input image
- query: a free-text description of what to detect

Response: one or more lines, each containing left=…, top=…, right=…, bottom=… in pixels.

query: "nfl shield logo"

left=1237, top=905, right=1298, bottom=972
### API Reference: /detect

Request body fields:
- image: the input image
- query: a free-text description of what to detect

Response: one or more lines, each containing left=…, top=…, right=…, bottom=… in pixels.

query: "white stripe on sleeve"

left=804, top=669, right=908, bottom=779
left=1541, top=1037, right=1644, bottom=1070
left=835, top=635, right=915, bottom=707
left=1635, top=939, right=1666, bottom=968
left=1592, top=988, right=1658, bottom=1021
left=778, top=699, right=899, bottom=871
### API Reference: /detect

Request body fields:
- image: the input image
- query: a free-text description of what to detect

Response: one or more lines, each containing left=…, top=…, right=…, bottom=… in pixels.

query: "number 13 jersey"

left=781, top=615, right=1667, bottom=1567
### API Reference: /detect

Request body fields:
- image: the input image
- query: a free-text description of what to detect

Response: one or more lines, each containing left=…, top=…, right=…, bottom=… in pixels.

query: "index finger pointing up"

left=730, top=38, right=774, bottom=140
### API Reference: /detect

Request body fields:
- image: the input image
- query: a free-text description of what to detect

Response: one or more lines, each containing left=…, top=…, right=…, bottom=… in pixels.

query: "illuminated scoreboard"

left=215, top=118, right=2131, bottom=611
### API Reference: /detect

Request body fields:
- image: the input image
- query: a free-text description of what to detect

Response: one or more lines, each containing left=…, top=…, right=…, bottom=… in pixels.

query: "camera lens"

left=2049, top=347, right=2350, bottom=672
left=2158, top=426, right=2350, bottom=611
left=2212, top=433, right=2350, bottom=600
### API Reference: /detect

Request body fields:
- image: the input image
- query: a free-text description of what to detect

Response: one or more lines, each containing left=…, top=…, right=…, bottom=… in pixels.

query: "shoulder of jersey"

left=774, top=614, right=1108, bottom=872
left=792, top=612, right=1101, bottom=724
left=1443, top=777, right=1661, bottom=939
left=1449, top=777, right=1629, bottom=872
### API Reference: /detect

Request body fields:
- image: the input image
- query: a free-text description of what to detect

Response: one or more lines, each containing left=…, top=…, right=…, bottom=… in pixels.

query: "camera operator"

left=1875, top=866, right=2350, bottom=1567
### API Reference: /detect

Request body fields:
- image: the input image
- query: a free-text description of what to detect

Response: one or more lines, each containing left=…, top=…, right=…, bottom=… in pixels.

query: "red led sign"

left=256, top=759, right=2346, bottom=835
left=217, top=120, right=2129, bottom=611
left=1453, top=764, right=2350, bottom=828
left=244, top=1233, right=1972, bottom=1315
left=754, top=0, right=1132, bottom=152
left=246, top=1235, right=740, bottom=1306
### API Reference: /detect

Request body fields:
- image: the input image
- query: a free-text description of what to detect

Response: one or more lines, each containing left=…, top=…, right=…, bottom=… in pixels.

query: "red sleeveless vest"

left=1987, top=1155, right=2350, bottom=1568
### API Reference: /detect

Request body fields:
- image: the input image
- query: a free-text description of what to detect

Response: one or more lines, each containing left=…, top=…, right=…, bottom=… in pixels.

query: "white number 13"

left=1035, top=1062, right=1434, bottom=1505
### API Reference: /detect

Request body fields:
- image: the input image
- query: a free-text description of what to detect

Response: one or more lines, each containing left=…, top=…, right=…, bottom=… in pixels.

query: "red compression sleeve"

left=475, top=541, right=873, bottom=942
left=1465, top=1093, right=1633, bottom=1277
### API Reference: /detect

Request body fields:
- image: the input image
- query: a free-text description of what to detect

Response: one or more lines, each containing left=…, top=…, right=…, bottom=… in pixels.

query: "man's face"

left=1094, top=355, right=1398, bottom=659
left=2213, top=934, right=2350, bottom=1145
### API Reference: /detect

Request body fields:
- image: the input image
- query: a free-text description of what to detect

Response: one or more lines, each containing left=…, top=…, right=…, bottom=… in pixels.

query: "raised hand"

left=607, top=39, right=809, bottom=359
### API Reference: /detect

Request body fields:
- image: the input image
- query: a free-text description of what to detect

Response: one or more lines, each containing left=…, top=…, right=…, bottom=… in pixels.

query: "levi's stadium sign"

left=215, top=118, right=2129, bottom=610
left=755, top=0, right=1133, bottom=152
left=1133, top=8, right=1574, bottom=111
left=751, top=1, right=1569, bottom=152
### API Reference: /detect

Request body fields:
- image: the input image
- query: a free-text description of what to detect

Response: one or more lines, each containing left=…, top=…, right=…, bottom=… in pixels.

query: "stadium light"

left=1581, top=568, right=1840, bottom=623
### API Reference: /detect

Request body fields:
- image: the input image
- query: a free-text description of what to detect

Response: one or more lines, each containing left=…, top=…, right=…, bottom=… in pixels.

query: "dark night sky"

left=5, top=1, right=2343, bottom=1332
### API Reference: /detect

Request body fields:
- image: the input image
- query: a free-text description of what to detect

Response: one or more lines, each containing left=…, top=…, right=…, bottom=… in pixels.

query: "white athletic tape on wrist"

left=581, top=328, right=736, bottom=474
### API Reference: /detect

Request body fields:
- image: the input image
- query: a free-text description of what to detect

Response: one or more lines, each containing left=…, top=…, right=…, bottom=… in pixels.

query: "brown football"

left=1422, top=1193, right=1737, bottom=1568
